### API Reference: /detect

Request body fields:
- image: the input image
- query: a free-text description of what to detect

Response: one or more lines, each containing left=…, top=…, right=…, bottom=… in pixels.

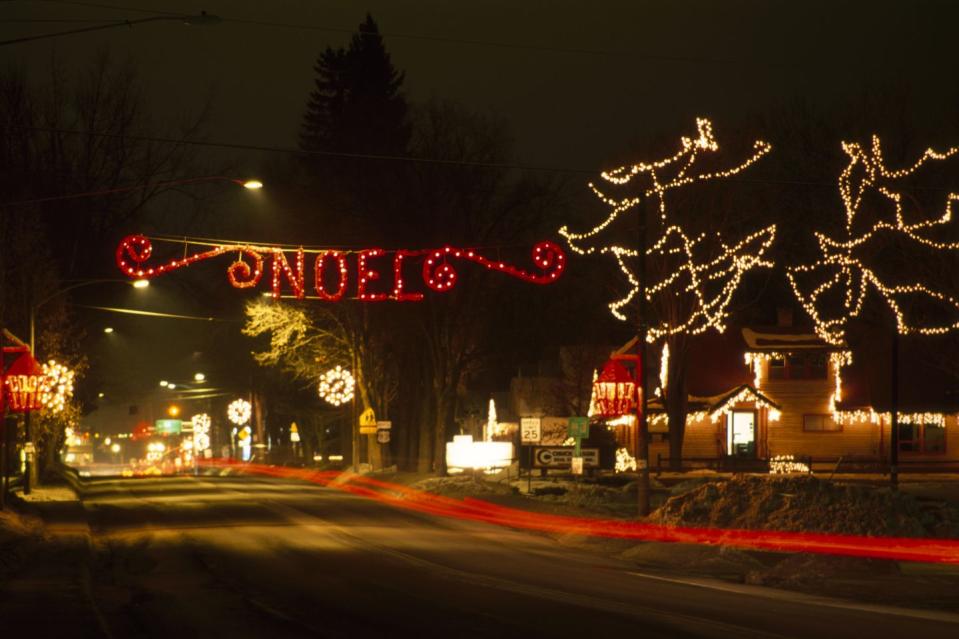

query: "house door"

left=726, top=411, right=756, bottom=458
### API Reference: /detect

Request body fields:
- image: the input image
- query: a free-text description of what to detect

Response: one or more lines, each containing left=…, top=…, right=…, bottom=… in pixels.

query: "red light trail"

left=200, top=460, right=959, bottom=565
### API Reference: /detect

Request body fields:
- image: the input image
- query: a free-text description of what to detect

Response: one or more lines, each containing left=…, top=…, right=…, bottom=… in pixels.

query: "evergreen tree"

left=299, top=14, right=409, bottom=157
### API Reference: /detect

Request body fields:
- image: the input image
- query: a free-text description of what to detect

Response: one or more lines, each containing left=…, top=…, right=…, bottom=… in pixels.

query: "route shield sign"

left=520, top=417, right=541, bottom=444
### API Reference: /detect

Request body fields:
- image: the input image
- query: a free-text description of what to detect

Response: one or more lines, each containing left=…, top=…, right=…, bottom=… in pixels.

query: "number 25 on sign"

left=520, top=417, right=541, bottom=444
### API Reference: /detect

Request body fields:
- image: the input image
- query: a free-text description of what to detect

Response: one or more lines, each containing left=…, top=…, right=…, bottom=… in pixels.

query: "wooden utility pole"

left=636, top=203, right=651, bottom=516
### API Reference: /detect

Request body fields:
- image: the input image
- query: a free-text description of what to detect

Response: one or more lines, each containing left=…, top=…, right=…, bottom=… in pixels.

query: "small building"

left=611, top=325, right=959, bottom=471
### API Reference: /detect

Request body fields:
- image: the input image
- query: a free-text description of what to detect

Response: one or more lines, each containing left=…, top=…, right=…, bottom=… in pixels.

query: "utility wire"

left=27, top=125, right=593, bottom=174
left=33, top=0, right=791, bottom=66
left=74, top=304, right=237, bottom=322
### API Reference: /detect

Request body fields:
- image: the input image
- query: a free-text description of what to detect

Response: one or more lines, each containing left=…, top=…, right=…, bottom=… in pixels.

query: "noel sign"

left=116, top=235, right=566, bottom=301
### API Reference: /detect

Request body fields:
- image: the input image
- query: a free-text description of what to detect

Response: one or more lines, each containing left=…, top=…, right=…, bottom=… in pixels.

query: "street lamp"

left=2, top=176, right=264, bottom=208
left=132, top=279, right=150, bottom=289
left=103, top=327, right=114, bottom=334
left=194, top=373, right=206, bottom=382
left=21, top=278, right=147, bottom=494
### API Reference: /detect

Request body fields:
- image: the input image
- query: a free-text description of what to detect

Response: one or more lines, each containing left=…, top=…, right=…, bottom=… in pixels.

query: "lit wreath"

left=227, top=399, right=252, bottom=425
left=318, top=366, right=355, bottom=406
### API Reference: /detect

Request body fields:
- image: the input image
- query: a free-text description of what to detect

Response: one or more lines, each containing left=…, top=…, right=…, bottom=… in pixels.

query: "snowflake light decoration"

left=40, top=360, right=75, bottom=413
left=318, top=365, right=355, bottom=406
left=191, top=413, right=212, bottom=452
left=227, top=399, right=252, bottom=425
left=559, top=118, right=776, bottom=339
left=788, top=135, right=959, bottom=344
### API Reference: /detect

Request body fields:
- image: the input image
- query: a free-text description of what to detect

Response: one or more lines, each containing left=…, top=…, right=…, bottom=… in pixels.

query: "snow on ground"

left=649, top=475, right=959, bottom=538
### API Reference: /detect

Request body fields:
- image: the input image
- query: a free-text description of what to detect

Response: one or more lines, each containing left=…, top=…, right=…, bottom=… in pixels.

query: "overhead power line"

left=27, top=125, right=593, bottom=174
left=34, top=0, right=790, bottom=66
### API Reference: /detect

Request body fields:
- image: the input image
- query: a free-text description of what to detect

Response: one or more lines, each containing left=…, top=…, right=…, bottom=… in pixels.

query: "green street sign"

left=154, top=419, right=182, bottom=435
left=568, top=416, right=589, bottom=440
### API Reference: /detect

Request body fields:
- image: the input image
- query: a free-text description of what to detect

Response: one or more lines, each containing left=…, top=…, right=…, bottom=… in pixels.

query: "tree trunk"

left=665, top=334, right=689, bottom=471
left=432, top=387, right=454, bottom=475
left=416, top=394, right=433, bottom=473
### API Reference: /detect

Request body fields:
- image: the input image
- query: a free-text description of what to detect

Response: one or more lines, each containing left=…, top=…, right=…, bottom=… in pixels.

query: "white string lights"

left=708, top=387, right=780, bottom=423
left=559, top=118, right=776, bottom=338
left=318, top=365, right=355, bottom=406
left=227, top=398, right=252, bottom=426
left=788, top=135, right=959, bottom=345
left=769, top=454, right=810, bottom=474
left=192, top=413, right=211, bottom=453
left=615, top=447, right=637, bottom=473
left=39, top=360, right=74, bottom=413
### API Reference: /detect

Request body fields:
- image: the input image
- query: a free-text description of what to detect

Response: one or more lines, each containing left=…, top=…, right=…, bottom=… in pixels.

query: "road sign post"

left=520, top=418, right=541, bottom=494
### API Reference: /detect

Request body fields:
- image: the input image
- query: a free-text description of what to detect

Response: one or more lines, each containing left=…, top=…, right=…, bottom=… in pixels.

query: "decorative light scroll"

left=116, top=235, right=565, bottom=300
left=788, top=134, right=959, bottom=345
left=559, top=118, right=776, bottom=338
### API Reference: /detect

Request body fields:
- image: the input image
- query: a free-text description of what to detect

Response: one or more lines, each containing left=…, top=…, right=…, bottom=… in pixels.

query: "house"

left=607, top=322, right=959, bottom=471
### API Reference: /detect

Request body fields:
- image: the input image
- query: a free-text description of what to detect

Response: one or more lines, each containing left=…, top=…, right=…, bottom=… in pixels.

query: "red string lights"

left=271, top=248, right=305, bottom=299
left=115, top=235, right=566, bottom=301
left=314, top=250, right=348, bottom=301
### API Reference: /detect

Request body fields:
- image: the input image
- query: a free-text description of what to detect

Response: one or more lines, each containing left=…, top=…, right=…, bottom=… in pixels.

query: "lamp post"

left=22, top=278, right=147, bottom=494
left=3, top=175, right=263, bottom=208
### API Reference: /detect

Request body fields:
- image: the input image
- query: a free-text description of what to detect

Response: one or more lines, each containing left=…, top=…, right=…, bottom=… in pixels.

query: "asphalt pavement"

left=1, top=474, right=957, bottom=638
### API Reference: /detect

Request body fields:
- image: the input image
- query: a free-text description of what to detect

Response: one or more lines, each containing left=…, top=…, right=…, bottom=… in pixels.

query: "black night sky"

left=4, top=0, right=959, bottom=430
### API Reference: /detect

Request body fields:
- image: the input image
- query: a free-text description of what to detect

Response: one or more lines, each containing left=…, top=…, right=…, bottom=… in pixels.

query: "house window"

left=803, top=414, right=841, bottom=432
left=898, top=423, right=946, bottom=454
left=768, top=357, right=786, bottom=380
left=765, top=353, right=827, bottom=380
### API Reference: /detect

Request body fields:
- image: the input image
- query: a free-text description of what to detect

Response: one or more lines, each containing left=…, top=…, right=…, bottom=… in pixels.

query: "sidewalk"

left=0, top=482, right=108, bottom=636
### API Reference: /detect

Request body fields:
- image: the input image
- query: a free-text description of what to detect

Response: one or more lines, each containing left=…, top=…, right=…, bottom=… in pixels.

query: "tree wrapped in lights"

left=559, top=118, right=776, bottom=336
left=788, top=135, right=959, bottom=344
left=559, top=118, right=776, bottom=469
left=788, top=133, right=959, bottom=487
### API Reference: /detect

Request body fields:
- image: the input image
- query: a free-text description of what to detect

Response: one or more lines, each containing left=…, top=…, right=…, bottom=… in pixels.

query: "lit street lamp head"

left=132, top=279, right=150, bottom=289
left=103, top=327, right=114, bottom=334
left=242, top=179, right=264, bottom=190
left=194, top=372, right=206, bottom=382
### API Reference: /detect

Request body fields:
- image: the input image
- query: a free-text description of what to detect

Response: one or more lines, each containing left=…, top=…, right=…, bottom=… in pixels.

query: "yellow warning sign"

left=359, top=408, right=377, bottom=434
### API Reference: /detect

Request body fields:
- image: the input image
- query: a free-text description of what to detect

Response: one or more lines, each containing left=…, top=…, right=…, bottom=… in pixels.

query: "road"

left=2, top=474, right=957, bottom=638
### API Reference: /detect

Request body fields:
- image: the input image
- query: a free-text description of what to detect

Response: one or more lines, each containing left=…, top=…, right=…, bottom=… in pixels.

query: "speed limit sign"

left=520, top=417, right=541, bottom=444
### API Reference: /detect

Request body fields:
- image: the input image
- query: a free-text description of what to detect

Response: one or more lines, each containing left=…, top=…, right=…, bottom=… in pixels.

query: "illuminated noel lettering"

left=116, top=234, right=565, bottom=300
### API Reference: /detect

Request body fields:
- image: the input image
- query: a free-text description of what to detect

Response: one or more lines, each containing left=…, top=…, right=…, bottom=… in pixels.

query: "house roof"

left=741, top=326, right=843, bottom=352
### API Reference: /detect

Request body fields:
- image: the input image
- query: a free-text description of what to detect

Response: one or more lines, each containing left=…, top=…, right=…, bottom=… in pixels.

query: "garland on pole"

left=788, top=135, right=959, bottom=345
left=558, top=118, right=776, bottom=339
